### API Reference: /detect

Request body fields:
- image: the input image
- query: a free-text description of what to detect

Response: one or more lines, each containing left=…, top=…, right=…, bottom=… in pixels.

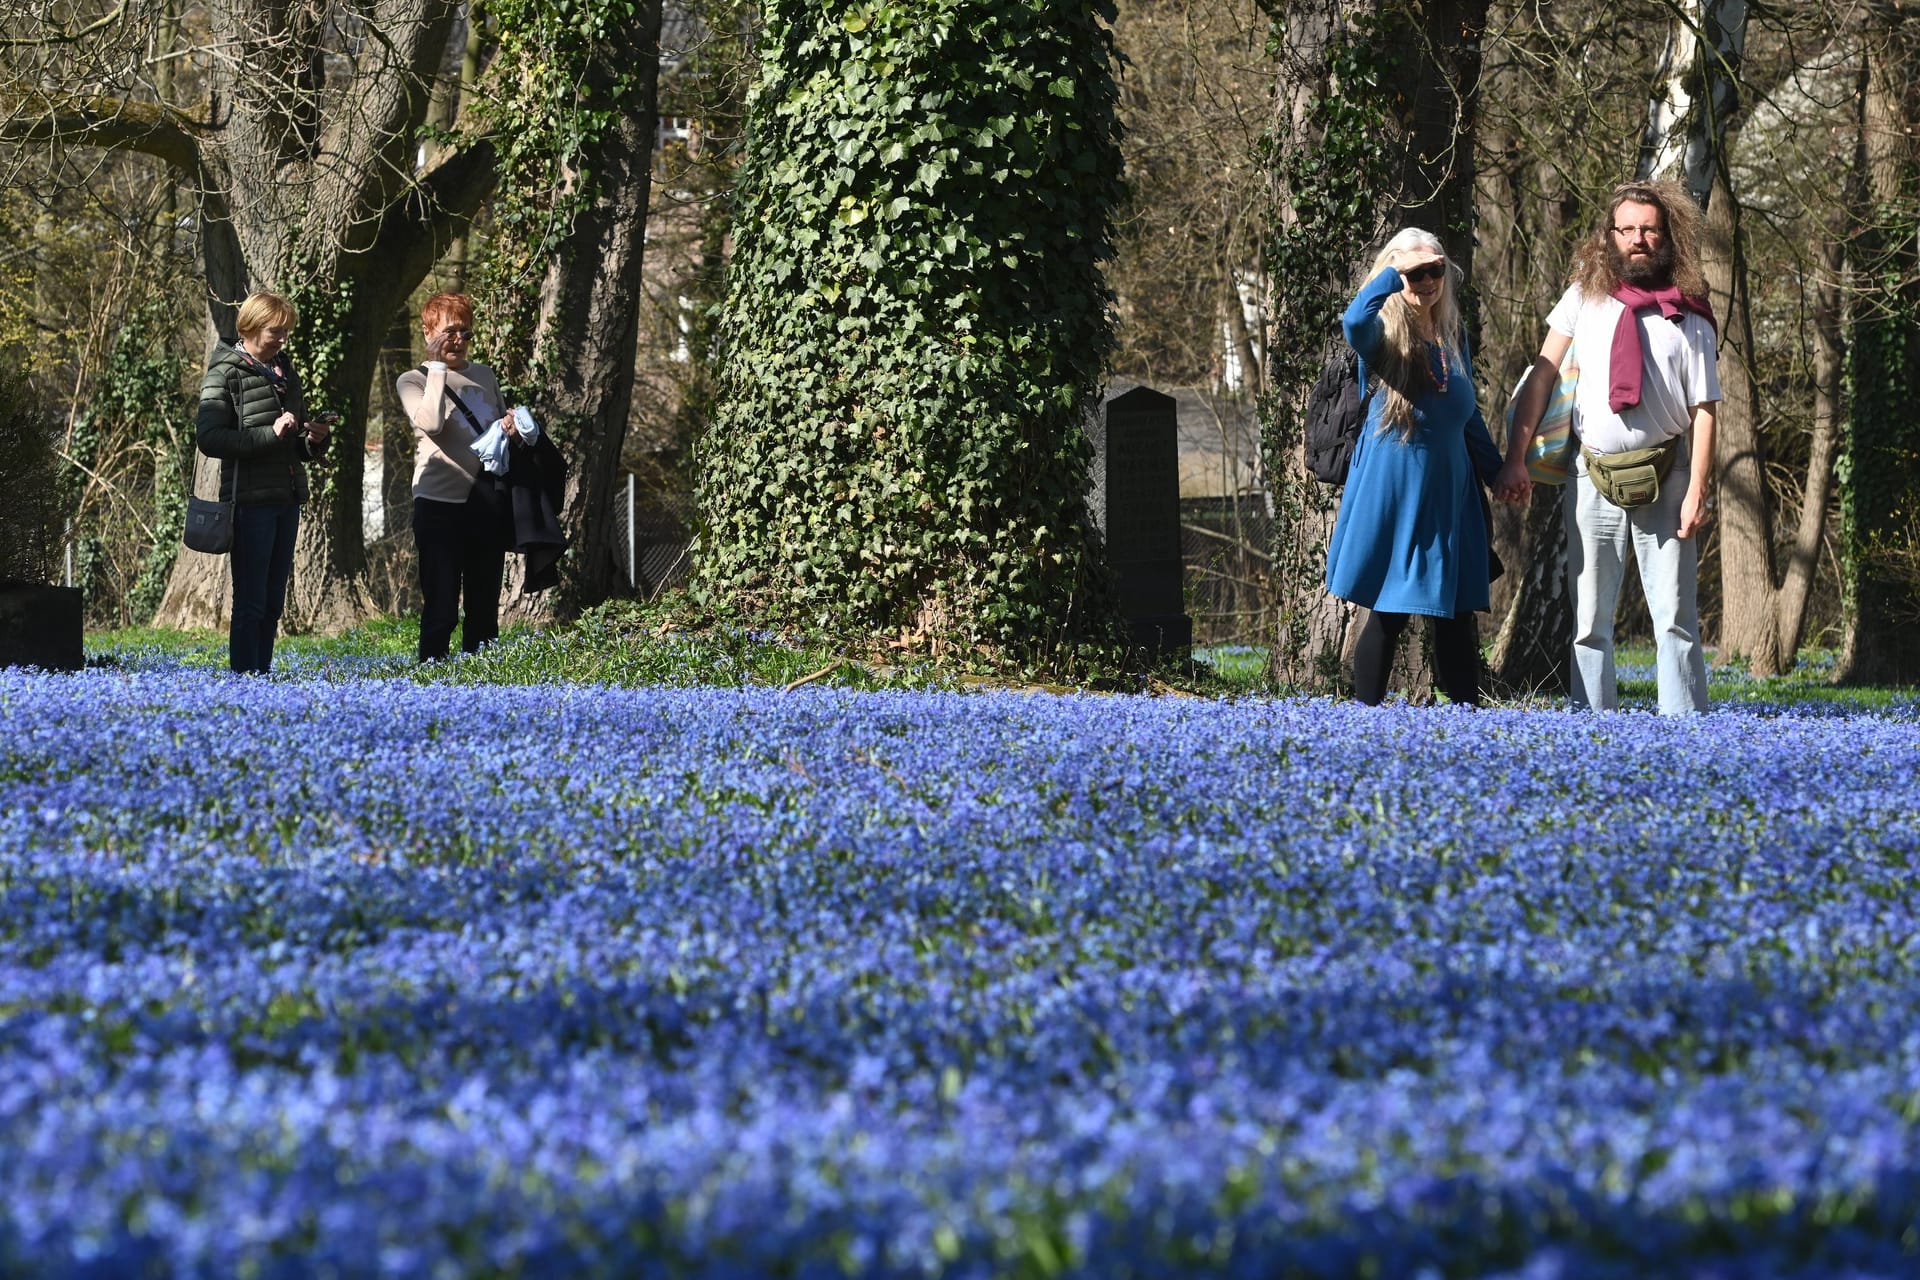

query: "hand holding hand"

left=1494, top=456, right=1532, bottom=505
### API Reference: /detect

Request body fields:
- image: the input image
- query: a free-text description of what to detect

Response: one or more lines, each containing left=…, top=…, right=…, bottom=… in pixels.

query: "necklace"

left=1428, top=341, right=1450, bottom=394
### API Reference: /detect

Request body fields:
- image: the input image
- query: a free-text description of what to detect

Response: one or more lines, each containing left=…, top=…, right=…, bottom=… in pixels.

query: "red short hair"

left=420, top=291, right=474, bottom=334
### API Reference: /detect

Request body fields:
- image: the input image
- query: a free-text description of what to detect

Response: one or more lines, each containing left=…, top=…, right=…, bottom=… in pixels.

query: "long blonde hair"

left=1363, top=227, right=1463, bottom=436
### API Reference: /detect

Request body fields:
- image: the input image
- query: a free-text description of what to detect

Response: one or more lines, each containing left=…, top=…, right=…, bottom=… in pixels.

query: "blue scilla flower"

left=4, top=667, right=1920, bottom=1274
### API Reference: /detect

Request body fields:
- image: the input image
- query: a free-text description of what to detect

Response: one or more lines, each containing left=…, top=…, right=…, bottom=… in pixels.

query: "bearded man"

left=1496, top=180, right=1722, bottom=715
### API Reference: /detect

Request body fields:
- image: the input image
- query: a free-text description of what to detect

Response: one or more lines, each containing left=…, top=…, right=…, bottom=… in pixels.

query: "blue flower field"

left=4, top=665, right=1920, bottom=1277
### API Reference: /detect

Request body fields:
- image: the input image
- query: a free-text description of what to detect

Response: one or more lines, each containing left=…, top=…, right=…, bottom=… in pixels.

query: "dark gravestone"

left=0, top=583, right=84, bottom=671
left=1088, top=386, right=1192, bottom=655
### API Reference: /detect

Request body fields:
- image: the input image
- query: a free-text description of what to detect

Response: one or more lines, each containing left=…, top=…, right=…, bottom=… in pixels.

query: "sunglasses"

left=1401, top=262, right=1447, bottom=284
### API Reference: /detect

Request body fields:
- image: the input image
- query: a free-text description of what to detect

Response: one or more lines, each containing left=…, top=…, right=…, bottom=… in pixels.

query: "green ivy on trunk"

left=693, top=0, right=1125, bottom=664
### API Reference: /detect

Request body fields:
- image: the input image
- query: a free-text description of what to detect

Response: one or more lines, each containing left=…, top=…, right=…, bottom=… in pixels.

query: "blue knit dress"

left=1325, top=268, right=1500, bottom=618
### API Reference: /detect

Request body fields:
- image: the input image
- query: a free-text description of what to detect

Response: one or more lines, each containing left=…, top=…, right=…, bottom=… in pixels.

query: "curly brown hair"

left=1568, top=179, right=1708, bottom=299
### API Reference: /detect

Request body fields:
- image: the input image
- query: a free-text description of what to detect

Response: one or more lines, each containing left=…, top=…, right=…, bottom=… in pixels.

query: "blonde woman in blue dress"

left=1325, top=227, right=1502, bottom=706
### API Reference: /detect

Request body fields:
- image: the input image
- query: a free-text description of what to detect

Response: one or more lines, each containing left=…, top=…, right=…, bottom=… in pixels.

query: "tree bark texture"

left=1775, top=237, right=1843, bottom=663
left=1488, top=482, right=1571, bottom=695
left=1389, top=0, right=1489, bottom=289
left=377, top=306, right=418, bottom=544
left=513, top=0, right=664, bottom=619
left=1262, top=0, right=1356, bottom=691
left=1702, top=164, right=1783, bottom=674
left=1474, top=60, right=1577, bottom=693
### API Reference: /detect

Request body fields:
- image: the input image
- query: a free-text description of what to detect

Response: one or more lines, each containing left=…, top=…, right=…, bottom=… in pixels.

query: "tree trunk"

left=1775, top=236, right=1842, bottom=662
left=1261, top=0, right=1356, bottom=690
left=378, top=305, right=418, bottom=540
left=1221, top=255, right=1262, bottom=397
left=1703, top=164, right=1782, bottom=673
left=1488, top=482, right=1571, bottom=695
left=1838, top=24, right=1920, bottom=685
left=1473, top=39, right=1574, bottom=696
left=513, top=1, right=663, bottom=619
left=1260, top=0, right=1486, bottom=698
left=1390, top=0, right=1488, bottom=290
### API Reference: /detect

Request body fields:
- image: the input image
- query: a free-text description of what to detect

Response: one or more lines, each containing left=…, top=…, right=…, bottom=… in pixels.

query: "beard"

left=1611, top=236, right=1676, bottom=287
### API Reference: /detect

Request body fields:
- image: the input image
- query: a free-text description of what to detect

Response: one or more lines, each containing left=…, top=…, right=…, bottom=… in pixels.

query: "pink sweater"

left=394, top=362, right=507, bottom=502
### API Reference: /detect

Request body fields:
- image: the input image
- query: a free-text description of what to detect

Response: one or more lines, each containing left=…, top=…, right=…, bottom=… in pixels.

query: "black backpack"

left=1303, top=348, right=1370, bottom=486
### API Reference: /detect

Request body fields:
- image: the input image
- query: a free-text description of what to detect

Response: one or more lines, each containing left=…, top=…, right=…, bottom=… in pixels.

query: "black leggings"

left=1352, top=609, right=1481, bottom=707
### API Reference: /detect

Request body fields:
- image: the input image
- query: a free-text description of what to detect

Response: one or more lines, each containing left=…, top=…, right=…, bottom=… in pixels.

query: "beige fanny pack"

left=1581, top=437, right=1680, bottom=509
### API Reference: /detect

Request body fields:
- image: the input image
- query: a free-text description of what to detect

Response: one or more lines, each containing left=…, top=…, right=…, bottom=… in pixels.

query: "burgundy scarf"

left=1607, top=284, right=1716, bottom=413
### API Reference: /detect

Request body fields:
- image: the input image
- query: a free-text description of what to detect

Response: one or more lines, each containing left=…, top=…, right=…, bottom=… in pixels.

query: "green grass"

left=88, top=604, right=957, bottom=692
left=1615, top=645, right=1912, bottom=710
left=86, top=617, right=1911, bottom=709
left=90, top=616, right=421, bottom=671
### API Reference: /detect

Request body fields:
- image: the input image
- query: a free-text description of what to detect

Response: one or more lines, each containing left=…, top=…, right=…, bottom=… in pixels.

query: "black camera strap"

left=419, top=364, right=493, bottom=438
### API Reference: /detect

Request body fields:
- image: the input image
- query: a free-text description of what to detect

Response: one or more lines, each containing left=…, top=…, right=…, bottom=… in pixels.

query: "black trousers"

left=414, top=488, right=507, bottom=662
left=228, top=503, right=299, bottom=674
left=1352, top=609, right=1481, bottom=707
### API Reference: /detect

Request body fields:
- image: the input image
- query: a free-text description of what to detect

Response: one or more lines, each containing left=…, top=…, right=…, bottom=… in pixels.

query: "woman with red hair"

left=395, top=292, right=522, bottom=661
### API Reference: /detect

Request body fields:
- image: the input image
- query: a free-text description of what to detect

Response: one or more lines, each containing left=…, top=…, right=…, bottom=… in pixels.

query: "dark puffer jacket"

left=195, top=343, right=325, bottom=506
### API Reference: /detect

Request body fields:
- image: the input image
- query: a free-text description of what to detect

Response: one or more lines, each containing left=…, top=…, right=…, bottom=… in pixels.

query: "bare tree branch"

left=0, top=95, right=203, bottom=173
left=0, top=3, right=127, bottom=47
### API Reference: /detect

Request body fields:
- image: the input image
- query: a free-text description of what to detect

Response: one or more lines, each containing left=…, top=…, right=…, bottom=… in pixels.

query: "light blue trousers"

left=1564, top=451, right=1710, bottom=715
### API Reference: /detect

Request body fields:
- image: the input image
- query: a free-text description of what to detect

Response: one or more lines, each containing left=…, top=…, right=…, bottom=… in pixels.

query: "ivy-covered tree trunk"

left=1259, top=1, right=1393, bottom=692
left=693, top=0, right=1123, bottom=661
left=1838, top=23, right=1920, bottom=685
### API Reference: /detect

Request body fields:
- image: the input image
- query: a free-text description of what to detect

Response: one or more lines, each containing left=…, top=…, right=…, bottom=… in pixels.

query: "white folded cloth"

left=472, top=406, right=542, bottom=474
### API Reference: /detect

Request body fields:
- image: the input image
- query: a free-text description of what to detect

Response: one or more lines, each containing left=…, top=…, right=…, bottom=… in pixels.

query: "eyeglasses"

left=1401, top=262, right=1447, bottom=284
left=1610, top=225, right=1664, bottom=242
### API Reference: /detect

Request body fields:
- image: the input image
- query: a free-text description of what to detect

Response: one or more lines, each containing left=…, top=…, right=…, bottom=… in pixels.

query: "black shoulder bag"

left=183, top=468, right=235, bottom=554
left=184, top=368, right=243, bottom=553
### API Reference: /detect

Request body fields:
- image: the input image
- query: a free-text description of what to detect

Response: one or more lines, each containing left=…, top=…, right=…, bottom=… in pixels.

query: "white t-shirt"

left=1546, top=284, right=1720, bottom=454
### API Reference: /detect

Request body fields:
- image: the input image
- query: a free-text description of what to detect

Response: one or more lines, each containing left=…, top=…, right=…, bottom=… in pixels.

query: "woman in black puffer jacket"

left=194, top=291, right=333, bottom=674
